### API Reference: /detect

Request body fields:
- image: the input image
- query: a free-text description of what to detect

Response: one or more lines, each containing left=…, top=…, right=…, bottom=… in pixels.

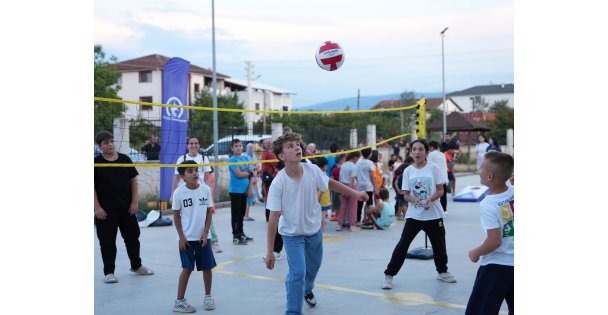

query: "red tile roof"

left=372, top=100, right=401, bottom=109
left=115, top=54, right=230, bottom=79
left=372, top=97, right=461, bottom=111
left=426, top=111, right=490, bottom=132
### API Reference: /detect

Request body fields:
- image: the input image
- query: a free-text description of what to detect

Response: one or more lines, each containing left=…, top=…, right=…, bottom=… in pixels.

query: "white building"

left=114, top=54, right=294, bottom=128
left=447, top=84, right=514, bottom=112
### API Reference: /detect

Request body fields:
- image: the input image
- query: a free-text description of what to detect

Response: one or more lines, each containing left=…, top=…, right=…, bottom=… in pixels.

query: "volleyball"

left=315, top=41, right=345, bottom=71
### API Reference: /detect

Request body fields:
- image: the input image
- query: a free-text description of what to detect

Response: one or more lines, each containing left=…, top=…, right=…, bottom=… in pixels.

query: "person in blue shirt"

left=228, top=139, right=254, bottom=245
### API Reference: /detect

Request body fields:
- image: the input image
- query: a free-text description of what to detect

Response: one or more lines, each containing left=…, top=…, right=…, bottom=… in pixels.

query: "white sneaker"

left=130, top=265, right=154, bottom=275
left=104, top=273, right=118, bottom=283
left=273, top=252, right=283, bottom=260
left=174, top=298, right=196, bottom=313
left=382, top=275, right=393, bottom=289
left=437, top=272, right=457, bottom=283
left=204, top=295, right=216, bottom=310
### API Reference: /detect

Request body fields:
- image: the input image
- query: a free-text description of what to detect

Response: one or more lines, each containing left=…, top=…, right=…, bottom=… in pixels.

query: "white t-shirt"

left=171, top=184, right=214, bottom=241
left=266, top=163, right=329, bottom=236
left=427, top=150, right=448, bottom=184
left=174, top=153, right=212, bottom=187
left=339, top=161, right=357, bottom=185
left=356, top=159, right=375, bottom=192
left=476, top=143, right=490, bottom=160
left=402, top=162, right=445, bottom=220
left=479, top=186, right=514, bottom=266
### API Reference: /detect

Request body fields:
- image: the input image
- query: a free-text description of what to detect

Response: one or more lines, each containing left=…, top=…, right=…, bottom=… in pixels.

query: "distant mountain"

left=295, top=92, right=443, bottom=111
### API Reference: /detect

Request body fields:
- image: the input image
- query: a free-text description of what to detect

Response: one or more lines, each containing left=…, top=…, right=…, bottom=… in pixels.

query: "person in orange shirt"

left=444, top=143, right=458, bottom=195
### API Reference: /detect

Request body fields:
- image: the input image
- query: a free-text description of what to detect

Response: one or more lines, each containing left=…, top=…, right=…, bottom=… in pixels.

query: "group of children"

left=95, top=130, right=514, bottom=315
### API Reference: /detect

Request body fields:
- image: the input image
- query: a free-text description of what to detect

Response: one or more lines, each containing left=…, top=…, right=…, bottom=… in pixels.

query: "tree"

left=189, top=89, right=247, bottom=146
left=399, top=90, right=417, bottom=134
left=486, top=99, right=513, bottom=144
left=472, top=96, right=490, bottom=112
left=94, top=45, right=124, bottom=135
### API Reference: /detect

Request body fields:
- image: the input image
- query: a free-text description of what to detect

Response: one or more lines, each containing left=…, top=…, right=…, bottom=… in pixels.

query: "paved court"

left=94, top=174, right=510, bottom=314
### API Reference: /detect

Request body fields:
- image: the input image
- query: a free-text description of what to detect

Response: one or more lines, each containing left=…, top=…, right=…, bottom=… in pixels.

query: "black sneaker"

left=244, top=235, right=254, bottom=241
left=233, top=237, right=248, bottom=245
left=304, top=292, right=317, bottom=307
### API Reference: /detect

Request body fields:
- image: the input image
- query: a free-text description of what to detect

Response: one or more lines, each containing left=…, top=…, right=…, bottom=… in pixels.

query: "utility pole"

left=245, top=61, right=254, bottom=135
left=211, top=0, right=219, bottom=201
left=440, top=27, right=449, bottom=140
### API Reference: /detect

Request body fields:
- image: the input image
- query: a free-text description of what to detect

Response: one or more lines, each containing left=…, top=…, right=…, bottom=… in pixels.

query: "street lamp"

left=440, top=27, right=448, bottom=140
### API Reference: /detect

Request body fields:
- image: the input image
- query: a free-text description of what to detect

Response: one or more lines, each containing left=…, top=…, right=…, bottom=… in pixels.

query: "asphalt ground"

left=94, top=174, right=510, bottom=315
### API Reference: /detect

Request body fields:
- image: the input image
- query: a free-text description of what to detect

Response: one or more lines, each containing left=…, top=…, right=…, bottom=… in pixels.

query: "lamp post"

left=440, top=27, right=448, bottom=140
left=211, top=0, right=220, bottom=201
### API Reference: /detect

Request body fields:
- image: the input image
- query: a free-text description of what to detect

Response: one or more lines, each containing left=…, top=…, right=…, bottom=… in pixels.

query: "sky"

left=94, top=0, right=513, bottom=108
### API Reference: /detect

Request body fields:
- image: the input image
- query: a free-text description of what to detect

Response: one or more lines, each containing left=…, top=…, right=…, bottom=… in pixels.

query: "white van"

left=202, top=134, right=272, bottom=157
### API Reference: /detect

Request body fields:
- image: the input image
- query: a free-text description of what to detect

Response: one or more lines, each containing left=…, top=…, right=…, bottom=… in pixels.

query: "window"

left=255, top=103, right=260, bottom=111
left=282, top=106, right=289, bottom=111
left=194, top=83, right=200, bottom=93
left=139, top=71, right=152, bottom=83
left=140, top=96, right=153, bottom=111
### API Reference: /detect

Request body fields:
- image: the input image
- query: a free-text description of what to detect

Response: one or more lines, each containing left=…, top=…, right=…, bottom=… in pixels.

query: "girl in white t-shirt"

left=381, top=139, right=457, bottom=290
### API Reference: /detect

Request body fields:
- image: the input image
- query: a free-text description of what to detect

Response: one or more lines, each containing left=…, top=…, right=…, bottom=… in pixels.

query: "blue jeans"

left=282, top=229, right=323, bottom=315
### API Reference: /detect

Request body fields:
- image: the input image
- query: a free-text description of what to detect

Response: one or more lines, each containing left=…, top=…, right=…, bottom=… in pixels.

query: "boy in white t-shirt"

left=264, top=132, right=368, bottom=314
left=465, top=152, right=514, bottom=315
left=171, top=160, right=216, bottom=312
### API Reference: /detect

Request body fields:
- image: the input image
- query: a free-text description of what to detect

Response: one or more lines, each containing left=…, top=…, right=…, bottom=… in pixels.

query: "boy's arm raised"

left=329, top=178, right=368, bottom=202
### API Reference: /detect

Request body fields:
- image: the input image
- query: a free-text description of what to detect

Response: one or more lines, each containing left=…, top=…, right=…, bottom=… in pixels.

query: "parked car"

left=202, top=134, right=272, bottom=157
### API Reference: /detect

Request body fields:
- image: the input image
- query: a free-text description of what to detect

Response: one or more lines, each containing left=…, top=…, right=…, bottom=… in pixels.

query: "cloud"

left=95, top=18, right=144, bottom=49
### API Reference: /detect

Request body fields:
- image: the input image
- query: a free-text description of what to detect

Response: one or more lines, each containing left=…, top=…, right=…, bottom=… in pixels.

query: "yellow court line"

left=213, top=252, right=508, bottom=314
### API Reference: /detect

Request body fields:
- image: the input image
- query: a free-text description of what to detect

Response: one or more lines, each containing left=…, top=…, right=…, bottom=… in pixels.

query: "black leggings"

left=384, top=218, right=449, bottom=276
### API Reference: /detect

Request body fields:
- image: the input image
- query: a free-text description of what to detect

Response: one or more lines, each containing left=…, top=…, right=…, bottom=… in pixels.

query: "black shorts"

left=447, top=172, right=455, bottom=181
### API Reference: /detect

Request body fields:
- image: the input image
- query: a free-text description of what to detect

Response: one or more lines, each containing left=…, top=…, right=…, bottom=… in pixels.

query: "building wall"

left=450, top=93, right=514, bottom=112
left=118, top=69, right=289, bottom=126
left=120, top=71, right=163, bottom=120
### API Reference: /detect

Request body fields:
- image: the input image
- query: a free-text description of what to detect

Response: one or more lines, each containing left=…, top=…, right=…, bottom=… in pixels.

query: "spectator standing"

left=94, top=131, right=154, bottom=284
left=141, top=135, right=161, bottom=160
left=476, top=135, right=490, bottom=173
left=428, top=140, right=449, bottom=213
left=486, top=136, right=502, bottom=153
left=228, top=139, right=254, bottom=245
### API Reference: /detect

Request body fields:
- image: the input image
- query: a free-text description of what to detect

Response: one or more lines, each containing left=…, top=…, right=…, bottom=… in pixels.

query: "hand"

left=200, top=234, right=208, bottom=247
left=423, top=199, right=432, bottom=210
left=247, top=190, right=253, bottom=197
left=357, top=191, right=369, bottom=202
left=468, top=249, right=479, bottom=263
left=129, top=202, right=138, bottom=215
left=179, top=238, right=189, bottom=251
left=412, top=196, right=420, bottom=208
left=264, top=251, right=276, bottom=270
left=94, top=207, right=107, bottom=220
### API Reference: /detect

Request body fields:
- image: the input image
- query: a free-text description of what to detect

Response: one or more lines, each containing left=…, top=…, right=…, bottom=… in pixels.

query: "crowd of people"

left=94, top=129, right=512, bottom=315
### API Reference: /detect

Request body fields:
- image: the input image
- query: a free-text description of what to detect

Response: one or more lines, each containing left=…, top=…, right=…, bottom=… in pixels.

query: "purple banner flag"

left=160, top=57, right=190, bottom=200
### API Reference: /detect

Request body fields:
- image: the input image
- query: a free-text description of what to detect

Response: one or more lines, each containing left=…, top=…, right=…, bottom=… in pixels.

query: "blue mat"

left=452, top=185, right=489, bottom=202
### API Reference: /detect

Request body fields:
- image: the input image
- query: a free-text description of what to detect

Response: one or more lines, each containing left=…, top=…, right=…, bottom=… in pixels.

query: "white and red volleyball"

left=315, top=41, right=345, bottom=71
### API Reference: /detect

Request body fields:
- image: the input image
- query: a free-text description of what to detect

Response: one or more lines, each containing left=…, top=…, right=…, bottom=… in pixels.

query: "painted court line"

left=213, top=252, right=508, bottom=314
